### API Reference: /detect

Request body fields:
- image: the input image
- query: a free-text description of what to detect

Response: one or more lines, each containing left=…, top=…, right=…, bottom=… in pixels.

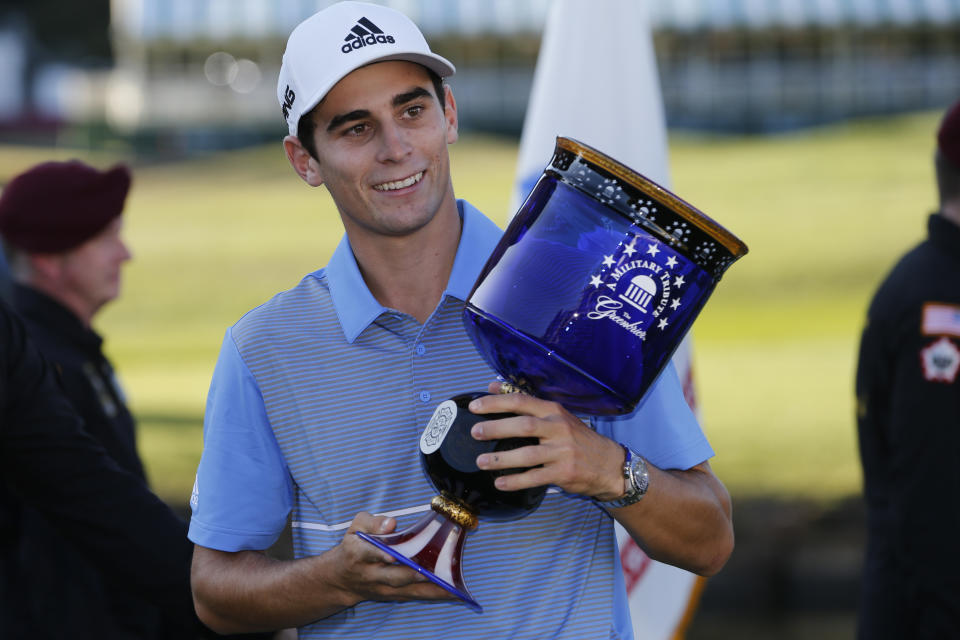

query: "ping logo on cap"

left=342, top=17, right=396, bottom=53
left=281, top=85, right=296, bottom=121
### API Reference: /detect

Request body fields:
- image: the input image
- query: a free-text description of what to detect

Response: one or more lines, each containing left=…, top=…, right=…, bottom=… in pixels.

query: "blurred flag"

left=511, top=2, right=706, bottom=638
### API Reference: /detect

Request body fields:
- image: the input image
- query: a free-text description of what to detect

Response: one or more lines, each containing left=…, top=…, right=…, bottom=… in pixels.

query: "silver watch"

left=597, top=445, right=649, bottom=509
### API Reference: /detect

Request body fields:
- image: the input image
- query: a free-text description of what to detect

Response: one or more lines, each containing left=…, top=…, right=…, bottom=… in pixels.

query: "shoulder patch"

left=922, top=302, right=960, bottom=337
left=920, top=336, right=960, bottom=383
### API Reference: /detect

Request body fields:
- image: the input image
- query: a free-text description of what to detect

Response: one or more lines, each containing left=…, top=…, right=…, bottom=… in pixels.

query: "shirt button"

left=415, top=344, right=426, bottom=356
left=419, top=391, right=431, bottom=403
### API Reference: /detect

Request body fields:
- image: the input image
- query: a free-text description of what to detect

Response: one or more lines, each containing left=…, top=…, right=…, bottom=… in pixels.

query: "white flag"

left=512, top=2, right=705, bottom=638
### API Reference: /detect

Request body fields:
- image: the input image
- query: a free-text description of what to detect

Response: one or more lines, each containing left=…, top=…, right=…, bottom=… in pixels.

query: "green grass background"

left=2, top=111, right=941, bottom=507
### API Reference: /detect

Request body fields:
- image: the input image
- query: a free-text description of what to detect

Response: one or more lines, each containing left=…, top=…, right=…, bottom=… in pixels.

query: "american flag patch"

left=922, top=303, right=960, bottom=337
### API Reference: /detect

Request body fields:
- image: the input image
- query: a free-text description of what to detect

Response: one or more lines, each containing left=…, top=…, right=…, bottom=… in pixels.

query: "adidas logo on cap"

left=277, top=2, right=455, bottom=137
left=341, top=17, right=396, bottom=54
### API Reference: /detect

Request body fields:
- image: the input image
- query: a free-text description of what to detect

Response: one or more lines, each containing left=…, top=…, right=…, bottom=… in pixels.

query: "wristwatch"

left=596, top=444, right=649, bottom=509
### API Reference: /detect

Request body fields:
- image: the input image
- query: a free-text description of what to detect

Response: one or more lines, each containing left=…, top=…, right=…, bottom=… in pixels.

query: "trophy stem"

left=355, top=495, right=481, bottom=612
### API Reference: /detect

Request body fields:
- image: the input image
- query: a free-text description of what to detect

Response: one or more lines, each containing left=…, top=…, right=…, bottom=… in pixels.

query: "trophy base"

left=355, top=505, right=482, bottom=613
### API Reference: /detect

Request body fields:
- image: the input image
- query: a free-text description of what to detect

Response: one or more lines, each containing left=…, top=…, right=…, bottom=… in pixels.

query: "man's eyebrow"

left=324, top=87, right=433, bottom=133
left=326, top=109, right=370, bottom=133
left=393, top=86, right=432, bottom=107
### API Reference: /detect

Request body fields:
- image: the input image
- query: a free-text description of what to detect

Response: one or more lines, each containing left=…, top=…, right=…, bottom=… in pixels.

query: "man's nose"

left=377, top=122, right=413, bottom=163
left=118, top=240, right=133, bottom=262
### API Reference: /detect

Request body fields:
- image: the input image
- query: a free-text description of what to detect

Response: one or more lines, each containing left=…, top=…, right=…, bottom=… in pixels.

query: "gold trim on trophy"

left=497, top=381, right=523, bottom=395
left=556, top=137, right=748, bottom=259
left=431, top=495, right=479, bottom=531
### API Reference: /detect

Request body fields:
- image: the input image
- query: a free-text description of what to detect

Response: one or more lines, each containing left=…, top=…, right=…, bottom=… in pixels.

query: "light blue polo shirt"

left=189, top=200, right=713, bottom=640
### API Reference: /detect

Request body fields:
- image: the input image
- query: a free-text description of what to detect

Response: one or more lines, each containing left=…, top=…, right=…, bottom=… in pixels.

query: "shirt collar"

left=327, top=199, right=504, bottom=343
left=445, top=200, right=504, bottom=302
left=12, top=283, right=103, bottom=351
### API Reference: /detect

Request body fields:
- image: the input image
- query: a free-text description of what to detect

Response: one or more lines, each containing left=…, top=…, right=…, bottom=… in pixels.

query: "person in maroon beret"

left=0, top=160, right=183, bottom=637
left=0, top=160, right=133, bottom=323
left=855, top=100, right=960, bottom=639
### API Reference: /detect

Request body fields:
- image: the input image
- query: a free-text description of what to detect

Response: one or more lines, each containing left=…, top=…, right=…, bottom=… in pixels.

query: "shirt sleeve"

left=592, top=361, right=713, bottom=470
left=188, top=328, right=293, bottom=551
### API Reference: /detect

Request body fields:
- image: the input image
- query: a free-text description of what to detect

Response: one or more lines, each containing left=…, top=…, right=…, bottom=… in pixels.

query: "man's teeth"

left=373, top=171, right=423, bottom=191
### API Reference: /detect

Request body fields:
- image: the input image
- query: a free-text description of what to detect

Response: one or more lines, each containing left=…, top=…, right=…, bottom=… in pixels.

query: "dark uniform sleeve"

left=858, top=276, right=960, bottom=637
left=886, top=310, right=960, bottom=633
left=0, top=300, right=195, bottom=612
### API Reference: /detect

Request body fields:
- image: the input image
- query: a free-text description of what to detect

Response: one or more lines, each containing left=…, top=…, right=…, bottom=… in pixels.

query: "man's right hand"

left=335, top=511, right=455, bottom=604
left=191, top=511, right=455, bottom=634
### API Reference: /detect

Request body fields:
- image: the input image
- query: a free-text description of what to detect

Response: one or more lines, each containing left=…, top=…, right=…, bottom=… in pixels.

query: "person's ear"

left=443, top=85, right=459, bottom=145
left=283, top=135, right=324, bottom=187
left=27, top=253, right=63, bottom=283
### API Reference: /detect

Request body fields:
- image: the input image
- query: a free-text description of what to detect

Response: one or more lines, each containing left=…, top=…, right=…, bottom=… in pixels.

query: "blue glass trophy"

left=464, top=137, right=748, bottom=414
left=357, top=137, right=748, bottom=611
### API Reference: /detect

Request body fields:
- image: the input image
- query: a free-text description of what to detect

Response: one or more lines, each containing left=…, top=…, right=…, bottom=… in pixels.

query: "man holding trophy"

left=188, top=3, right=735, bottom=638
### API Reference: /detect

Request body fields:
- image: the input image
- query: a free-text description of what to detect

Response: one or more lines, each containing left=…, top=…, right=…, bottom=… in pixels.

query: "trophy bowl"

left=463, top=136, right=749, bottom=415
left=357, top=136, right=748, bottom=612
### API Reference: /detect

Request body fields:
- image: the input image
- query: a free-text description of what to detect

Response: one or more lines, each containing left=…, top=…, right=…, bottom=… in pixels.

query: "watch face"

left=596, top=447, right=647, bottom=509
left=627, top=461, right=639, bottom=493
left=627, top=453, right=647, bottom=496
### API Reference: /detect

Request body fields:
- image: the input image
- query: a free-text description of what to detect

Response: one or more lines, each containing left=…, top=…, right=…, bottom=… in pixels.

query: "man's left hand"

left=468, top=381, right=626, bottom=502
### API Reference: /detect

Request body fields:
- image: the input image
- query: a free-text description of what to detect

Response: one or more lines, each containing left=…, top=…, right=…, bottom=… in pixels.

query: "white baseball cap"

left=277, top=1, right=456, bottom=136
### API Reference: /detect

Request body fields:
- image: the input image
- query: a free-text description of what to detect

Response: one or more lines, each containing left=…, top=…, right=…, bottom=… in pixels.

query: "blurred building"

left=651, top=1, right=960, bottom=132
left=0, top=1, right=113, bottom=137
left=1, top=0, right=959, bottom=151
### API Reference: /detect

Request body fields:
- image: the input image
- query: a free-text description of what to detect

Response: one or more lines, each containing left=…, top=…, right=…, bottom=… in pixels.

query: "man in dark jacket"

left=0, top=298, right=196, bottom=637
left=855, top=100, right=960, bottom=638
left=0, top=160, right=184, bottom=637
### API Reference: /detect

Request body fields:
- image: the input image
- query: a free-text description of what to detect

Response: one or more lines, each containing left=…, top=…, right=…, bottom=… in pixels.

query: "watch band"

left=596, top=444, right=649, bottom=509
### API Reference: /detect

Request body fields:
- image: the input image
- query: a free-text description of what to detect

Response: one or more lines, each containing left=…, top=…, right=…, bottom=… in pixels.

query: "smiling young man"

left=188, top=3, right=733, bottom=639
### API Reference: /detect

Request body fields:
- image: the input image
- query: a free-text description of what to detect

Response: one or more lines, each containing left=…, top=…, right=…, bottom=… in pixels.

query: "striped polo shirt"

left=189, top=200, right=713, bottom=639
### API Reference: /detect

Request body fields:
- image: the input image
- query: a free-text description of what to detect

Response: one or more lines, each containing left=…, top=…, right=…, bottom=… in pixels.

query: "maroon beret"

left=938, top=99, right=960, bottom=170
left=0, top=160, right=131, bottom=253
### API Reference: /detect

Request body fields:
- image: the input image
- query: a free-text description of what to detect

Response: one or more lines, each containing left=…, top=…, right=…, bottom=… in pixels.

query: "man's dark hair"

left=935, top=150, right=960, bottom=206
left=297, top=69, right=446, bottom=162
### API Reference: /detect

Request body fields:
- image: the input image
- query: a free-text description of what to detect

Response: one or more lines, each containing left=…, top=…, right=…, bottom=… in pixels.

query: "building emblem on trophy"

left=622, top=274, right=656, bottom=312
left=587, top=242, right=684, bottom=341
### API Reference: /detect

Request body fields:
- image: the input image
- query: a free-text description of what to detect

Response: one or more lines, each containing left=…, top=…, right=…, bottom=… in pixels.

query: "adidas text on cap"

left=277, top=1, right=456, bottom=137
